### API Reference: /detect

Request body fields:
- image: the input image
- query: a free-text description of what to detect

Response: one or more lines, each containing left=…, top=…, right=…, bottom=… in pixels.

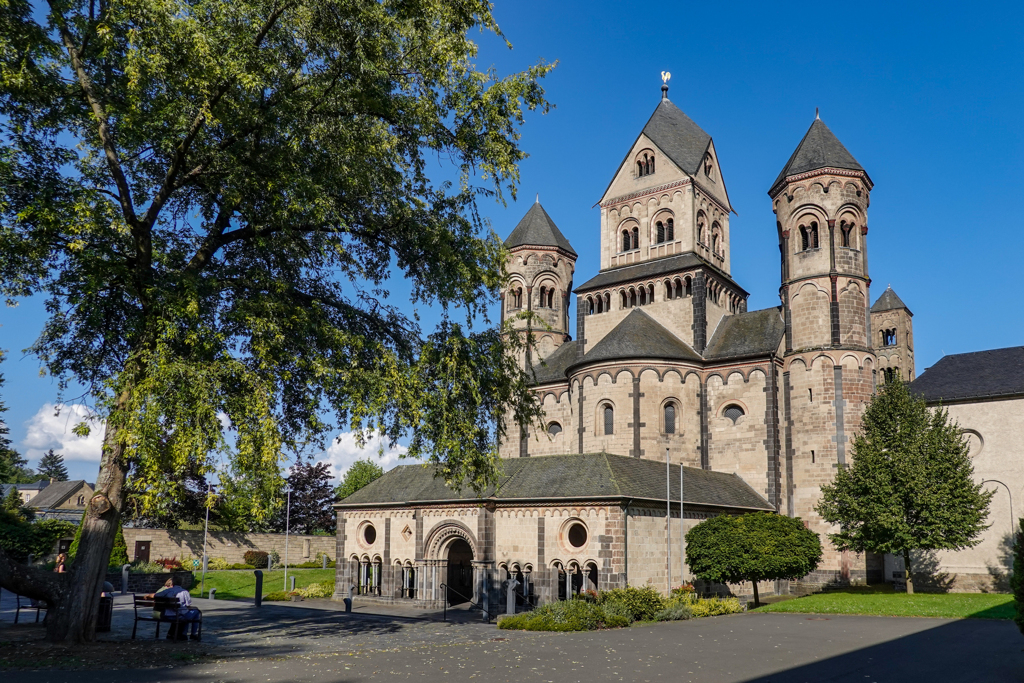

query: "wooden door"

left=134, top=541, right=150, bottom=563
left=58, top=539, right=72, bottom=555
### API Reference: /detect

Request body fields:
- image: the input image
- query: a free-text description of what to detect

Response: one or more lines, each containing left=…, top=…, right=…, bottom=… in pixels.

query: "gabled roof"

left=530, top=341, right=576, bottom=386
left=575, top=252, right=746, bottom=295
left=705, top=308, right=786, bottom=360
left=28, top=480, right=86, bottom=509
left=504, top=201, right=576, bottom=257
left=771, top=117, right=865, bottom=192
left=572, top=309, right=702, bottom=368
left=336, top=452, right=774, bottom=511
left=871, top=286, right=912, bottom=315
left=642, top=98, right=712, bottom=177
left=910, top=346, right=1024, bottom=403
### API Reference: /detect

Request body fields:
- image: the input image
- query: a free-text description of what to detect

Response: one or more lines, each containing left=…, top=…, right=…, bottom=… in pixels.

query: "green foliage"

left=36, top=450, right=69, bottom=482
left=1013, top=519, right=1024, bottom=636
left=752, top=585, right=1013, bottom=619
left=208, top=557, right=231, bottom=570
left=109, top=526, right=130, bottom=567
left=654, top=603, right=693, bottom=622
left=686, top=512, right=822, bottom=604
left=599, top=586, right=667, bottom=622
left=335, top=459, right=385, bottom=501
left=129, top=561, right=170, bottom=574
left=816, top=380, right=993, bottom=568
left=263, top=591, right=290, bottom=601
left=686, top=596, right=744, bottom=618
left=298, top=580, right=335, bottom=599
left=0, top=514, right=76, bottom=562
left=498, top=599, right=611, bottom=632
left=243, top=550, right=269, bottom=568
left=276, top=460, right=334, bottom=534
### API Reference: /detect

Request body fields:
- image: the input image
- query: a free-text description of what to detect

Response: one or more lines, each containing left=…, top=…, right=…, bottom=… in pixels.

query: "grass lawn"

left=193, top=568, right=336, bottom=600
left=751, top=585, right=1014, bottom=620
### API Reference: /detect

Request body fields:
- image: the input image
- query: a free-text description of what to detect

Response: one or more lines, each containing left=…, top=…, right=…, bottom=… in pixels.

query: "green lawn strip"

left=195, top=569, right=335, bottom=600
left=752, top=586, right=1013, bottom=620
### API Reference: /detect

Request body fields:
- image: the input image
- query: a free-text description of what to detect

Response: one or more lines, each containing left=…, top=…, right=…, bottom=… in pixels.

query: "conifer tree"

left=817, top=380, right=992, bottom=594
left=37, top=450, right=69, bottom=482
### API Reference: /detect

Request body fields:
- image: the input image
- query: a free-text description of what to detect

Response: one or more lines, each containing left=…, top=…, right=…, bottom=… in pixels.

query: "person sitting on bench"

left=145, top=576, right=202, bottom=641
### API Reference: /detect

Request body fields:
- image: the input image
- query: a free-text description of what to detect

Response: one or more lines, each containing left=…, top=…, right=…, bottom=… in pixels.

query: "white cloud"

left=316, top=431, right=408, bottom=482
left=22, top=403, right=105, bottom=462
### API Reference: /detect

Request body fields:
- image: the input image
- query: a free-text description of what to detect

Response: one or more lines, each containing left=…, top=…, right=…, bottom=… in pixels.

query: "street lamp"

left=200, top=484, right=217, bottom=598
left=283, top=485, right=293, bottom=591
left=980, top=479, right=1015, bottom=547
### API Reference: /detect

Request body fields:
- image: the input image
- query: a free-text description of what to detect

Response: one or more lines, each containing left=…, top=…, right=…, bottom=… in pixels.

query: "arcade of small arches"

left=506, top=282, right=563, bottom=311
left=793, top=215, right=862, bottom=253
left=619, top=215, right=677, bottom=253
left=584, top=275, right=743, bottom=315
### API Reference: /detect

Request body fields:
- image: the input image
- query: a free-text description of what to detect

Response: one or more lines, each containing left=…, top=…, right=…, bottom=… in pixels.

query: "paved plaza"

left=1, top=592, right=1021, bottom=682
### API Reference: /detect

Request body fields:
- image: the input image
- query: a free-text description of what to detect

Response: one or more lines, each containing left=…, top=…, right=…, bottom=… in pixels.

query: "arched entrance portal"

left=445, top=539, right=475, bottom=605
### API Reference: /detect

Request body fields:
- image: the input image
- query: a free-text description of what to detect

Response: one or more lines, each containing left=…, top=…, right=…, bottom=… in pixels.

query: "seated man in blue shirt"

left=153, top=575, right=202, bottom=641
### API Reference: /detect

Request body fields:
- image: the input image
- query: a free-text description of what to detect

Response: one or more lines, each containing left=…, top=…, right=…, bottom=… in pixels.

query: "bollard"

left=121, top=564, right=131, bottom=595
left=322, top=555, right=327, bottom=570
left=267, top=556, right=273, bottom=571
left=290, top=575, right=296, bottom=592
left=209, top=588, right=217, bottom=600
left=254, top=570, right=263, bottom=608
left=27, top=554, right=34, bottom=566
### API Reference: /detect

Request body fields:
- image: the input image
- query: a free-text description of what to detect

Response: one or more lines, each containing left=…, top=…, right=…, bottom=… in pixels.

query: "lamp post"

left=200, top=484, right=216, bottom=598
left=980, top=479, right=1015, bottom=547
left=283, top=485, right=293, bottom=591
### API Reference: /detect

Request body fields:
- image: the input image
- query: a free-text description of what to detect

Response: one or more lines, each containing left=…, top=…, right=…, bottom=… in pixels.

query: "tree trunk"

left=903, top=549, right=914, bottom=595
left=751, top=580, right=760, bottom=608
left=46, top=405, right=130, bottom=642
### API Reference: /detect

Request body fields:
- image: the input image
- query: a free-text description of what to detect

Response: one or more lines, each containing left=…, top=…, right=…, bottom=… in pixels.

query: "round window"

left=548, top=422, right=562, bottom=436
left=362, top=524, right=376, bottom=545
left=567, top=523, right=588, bottom=549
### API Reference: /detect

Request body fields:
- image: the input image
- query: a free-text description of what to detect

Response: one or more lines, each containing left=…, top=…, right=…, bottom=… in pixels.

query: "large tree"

left=336, top=458, right=385, bottom=500
left=817, top=380, right=992, bottom=594
left=685, top=512, right=822, bottom=607
left=277, top=459, right=334, bottom=535
left=0, top=0, right=549, bottom=641
left=37, top=449, right=70, bottom=482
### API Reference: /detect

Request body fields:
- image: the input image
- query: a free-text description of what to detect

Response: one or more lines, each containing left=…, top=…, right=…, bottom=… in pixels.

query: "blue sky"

left=2, top=0, right=1022, bottom=481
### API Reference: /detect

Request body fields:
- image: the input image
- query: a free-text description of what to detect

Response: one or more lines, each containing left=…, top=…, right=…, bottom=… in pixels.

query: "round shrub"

left=654, top=604, right=692, bottom=621
left=599, top=586, right=666, bottom=622
left=244, top=550, right=269, bottom=568
left=208, top=557, right=231, bottom=570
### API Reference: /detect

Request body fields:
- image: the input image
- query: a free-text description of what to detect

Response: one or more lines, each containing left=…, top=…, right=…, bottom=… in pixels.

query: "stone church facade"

left=334, top=83, right=917, bottom=610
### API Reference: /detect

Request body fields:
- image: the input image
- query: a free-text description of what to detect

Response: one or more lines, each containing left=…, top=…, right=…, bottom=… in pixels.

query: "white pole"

left=200, top=483, right=212, bottom=597
left=680, top=461, right=685, bottom=583
left=283, top=487, right=292, bottom=591
left=666, top=447, right=671, bottom=593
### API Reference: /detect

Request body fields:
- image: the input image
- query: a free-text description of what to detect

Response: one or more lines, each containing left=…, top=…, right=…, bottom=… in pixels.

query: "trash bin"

left=96, top=595, right=114, bottom=632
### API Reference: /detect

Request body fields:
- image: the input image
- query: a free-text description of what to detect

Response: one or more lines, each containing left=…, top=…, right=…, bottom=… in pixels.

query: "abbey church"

left=333, top=83, right=917, bottom=610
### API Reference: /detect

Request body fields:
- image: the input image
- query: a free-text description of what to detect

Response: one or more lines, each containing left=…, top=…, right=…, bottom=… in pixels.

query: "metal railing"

left=439, top=583, right=493, bottom=623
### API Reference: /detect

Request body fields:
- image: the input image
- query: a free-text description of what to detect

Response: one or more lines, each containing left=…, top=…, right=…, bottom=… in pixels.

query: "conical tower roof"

left=771, top=117, right=865, bottom=192
left=641, top=98, right=712, bottom=176
left=504, top=201, right=576, bottom=257
left=871, top=286, right=912, bottom=315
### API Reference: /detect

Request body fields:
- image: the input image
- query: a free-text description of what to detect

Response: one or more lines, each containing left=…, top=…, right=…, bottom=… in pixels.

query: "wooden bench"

left=131, top=594, right=202, bottom=640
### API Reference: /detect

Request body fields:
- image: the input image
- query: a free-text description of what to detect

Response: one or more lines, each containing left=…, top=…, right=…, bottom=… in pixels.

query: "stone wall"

left=105, top=570, right=194, bottom=593
left=121, top=529, right=335, bottom=564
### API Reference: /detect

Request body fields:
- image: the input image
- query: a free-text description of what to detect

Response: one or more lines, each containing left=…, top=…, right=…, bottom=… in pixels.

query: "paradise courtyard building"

left=334, top=82, right=919, bottom=611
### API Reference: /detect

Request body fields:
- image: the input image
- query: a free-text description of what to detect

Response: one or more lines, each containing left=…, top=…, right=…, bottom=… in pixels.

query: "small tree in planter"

left=686, top=512, right=822, bottom=607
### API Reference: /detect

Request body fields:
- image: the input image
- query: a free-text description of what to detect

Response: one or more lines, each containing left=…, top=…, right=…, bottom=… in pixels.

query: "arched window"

left=666, top=218, right=674, bottom=241
left=704, top=153, right=714, bottom=178
left=882, top=329, right=897, bottom=346
left=548, top=422, right=562, bottom=436
left=639, top=286, right=647, bottom=306
left=603, top=405, right=614, bottom=435
left=621, top=291, right=628, bottom=308
left=697, top=213, right=706, bottom=244
left=622, top=230, right=631, bottom=252
left=883, top=367, right=898, bottom=383
left=648, top=284, right=654, bottom=304
left=629, top=288, right=637, bottom=308
left=547, top=289, right=555, bottom=308
left=597, top=295, right=604, bottom=314
left=649, top=155, right=655, bottom=174
left=604, top=293, right=611, bottom=312
left=656, top=221, right=665, bottom=244
left=77, top=495, right=85, bottom=506
left=511, top=287, right=522, bottom=309
left=840, top=221, right=854, bottom=248
left=538, top=286, right=547, bottom=308
left=685, top=276, right=692, bottom=297
left=800, top=222, right=820, bottom=251
left=664, top=403, right=677, bottom=434
left=631, top=227, right=639, bottom=250
left=587, top=297, right=595, bottom=315
left=665, top=281, right=674, bottom=300
left=637, top=160, right=644, bottom=176
left=712, top=233, right=719, bottom=254
left=723, top=404, right=745, bottom=424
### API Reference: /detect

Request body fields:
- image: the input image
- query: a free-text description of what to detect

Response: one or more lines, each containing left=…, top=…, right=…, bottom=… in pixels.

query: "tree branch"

left=0, top=547, right=65, bottom=603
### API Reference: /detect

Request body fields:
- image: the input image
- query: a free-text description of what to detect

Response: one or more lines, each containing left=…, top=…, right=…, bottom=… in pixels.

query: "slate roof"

left=571, top=309, right=702, bottom=369
left=27, top=480, right=86, bottom=509
left=336, top=452, right=774, bottom=511
left=705, top=308, right=785, bottom=360
left=530, top=341, right=577, bottom=385
left=642, top=99, right=712, bottom=177
left=504, top=201, right=577, bottom=257
left=575, top=252, right=746, bottom=295
left=910, top=346, right=1024, bottom=403
left=870, top=286, right=912, bottom=315
left=771, top=118, right=865, bottom=192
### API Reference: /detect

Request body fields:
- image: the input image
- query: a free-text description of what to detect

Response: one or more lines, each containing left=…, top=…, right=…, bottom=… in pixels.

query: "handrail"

left=439, top=583, right=493, bottom=623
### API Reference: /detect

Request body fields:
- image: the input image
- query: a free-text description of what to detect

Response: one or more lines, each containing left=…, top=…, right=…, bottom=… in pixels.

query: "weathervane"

left=661, top=71, right=671, bottom=99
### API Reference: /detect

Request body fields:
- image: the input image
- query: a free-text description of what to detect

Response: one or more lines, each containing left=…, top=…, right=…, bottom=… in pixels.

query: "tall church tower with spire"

left=770, top=115, right=879, bottom=584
